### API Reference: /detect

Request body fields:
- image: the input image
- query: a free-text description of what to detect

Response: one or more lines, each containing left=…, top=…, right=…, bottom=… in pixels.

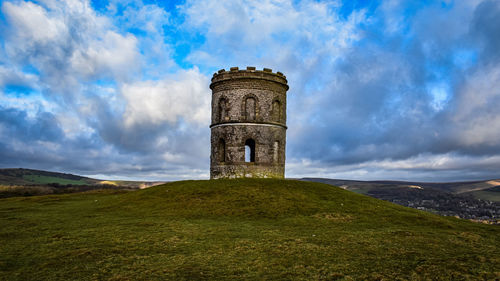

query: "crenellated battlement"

left=210, top=66, right=288, bottom=90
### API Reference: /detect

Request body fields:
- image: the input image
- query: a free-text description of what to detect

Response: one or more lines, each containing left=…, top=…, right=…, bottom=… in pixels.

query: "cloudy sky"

left=1, top=0, right=499, bottom=182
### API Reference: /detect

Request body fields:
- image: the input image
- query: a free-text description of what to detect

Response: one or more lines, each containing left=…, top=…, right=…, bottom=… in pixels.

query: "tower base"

left=211, top=163, right=284, bottom=179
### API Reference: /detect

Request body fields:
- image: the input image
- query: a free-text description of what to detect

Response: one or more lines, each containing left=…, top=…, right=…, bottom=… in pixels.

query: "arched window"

left=273, top=141, right=279, bottom=163
left=218, top=138, right=226, bottom=163
left=218, top=98, right=228, bottom=122
left=245, top=139, right=255, bottom=163
left=244, top=97, right=256, bottom=121
left=272, top=100, right=281, bottom=122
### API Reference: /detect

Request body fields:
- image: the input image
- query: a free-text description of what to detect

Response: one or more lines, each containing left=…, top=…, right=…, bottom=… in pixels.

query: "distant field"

left=468, top=186, right=500, bottom=202
left=0, top=179, right=498, bottom=280
left=22, top=174, right=91, bottom=185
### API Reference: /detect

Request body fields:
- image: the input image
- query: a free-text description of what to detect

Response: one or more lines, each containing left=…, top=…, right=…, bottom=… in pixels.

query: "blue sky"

left=1, top=0, right=500, bottom=182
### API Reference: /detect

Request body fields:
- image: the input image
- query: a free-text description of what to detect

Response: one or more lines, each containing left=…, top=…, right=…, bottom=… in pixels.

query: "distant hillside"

left=0, top=168, right=164, bottom=197
left=302, top=177, right=499, bottom=193
left=0, top=168, right=99, bottom=186
left=464, top=185, right=500, bottom=202
left=303, top=178, right=500, bottom=223
left=0, top=179, right=498, bottom=280
left=302, top=177, right=500, bottom=202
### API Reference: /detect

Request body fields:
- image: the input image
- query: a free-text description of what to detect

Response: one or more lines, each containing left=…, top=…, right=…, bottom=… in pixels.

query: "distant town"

left=368, top=188, right=500, bottom=224
left=303, top=178, right=500, bottom=224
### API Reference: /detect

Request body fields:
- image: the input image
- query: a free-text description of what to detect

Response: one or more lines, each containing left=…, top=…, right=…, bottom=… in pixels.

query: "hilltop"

left=1, top=179, right=498, bottom=280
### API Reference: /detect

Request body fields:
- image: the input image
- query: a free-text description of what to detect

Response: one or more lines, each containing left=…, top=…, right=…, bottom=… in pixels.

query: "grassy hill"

left=0, top=179, right=498, bottom=280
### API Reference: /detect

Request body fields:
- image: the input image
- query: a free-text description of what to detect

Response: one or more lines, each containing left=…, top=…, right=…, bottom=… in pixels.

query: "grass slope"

left=0, top=179, right=498, bottom=280
left=22, top=174, right=90, bottom=185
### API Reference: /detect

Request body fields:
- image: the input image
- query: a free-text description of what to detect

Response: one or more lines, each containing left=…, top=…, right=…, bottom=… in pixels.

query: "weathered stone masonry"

left=210, top=66, right=289, bottom=179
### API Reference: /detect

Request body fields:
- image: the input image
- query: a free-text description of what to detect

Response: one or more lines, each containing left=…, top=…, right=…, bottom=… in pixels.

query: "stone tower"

left=210, top=67, right=289, bottom=179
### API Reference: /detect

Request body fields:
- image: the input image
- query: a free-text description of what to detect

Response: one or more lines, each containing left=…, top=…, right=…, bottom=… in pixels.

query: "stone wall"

left=210, top=67, right=289, bottom=179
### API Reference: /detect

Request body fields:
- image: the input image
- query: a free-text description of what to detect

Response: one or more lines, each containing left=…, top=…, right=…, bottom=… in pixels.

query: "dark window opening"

left=219, top=139, right=226, bottom=163
left=245, top=97, right=256, bottom=121
left=245, top=139, right=255, bottom=163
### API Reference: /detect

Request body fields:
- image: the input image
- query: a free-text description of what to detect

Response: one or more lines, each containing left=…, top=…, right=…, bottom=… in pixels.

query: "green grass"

left=0, top=179, right=498, bottom=280
left=468, top=187, right=500, bottom=202
left=474, top=191, right=500, bottom=202
left=22, top=174, right=91, bottom=185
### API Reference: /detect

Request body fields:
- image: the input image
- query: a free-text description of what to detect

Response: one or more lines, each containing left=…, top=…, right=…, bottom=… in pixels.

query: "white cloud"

left=0, top=0, right=213, bottom=180
left=183, top=0, right=300, bottom=38
left=69, top=31, right=139, bottom=80
left=2, top=1, right=67, bottom=43
left=0, top=65, right=38, bottom=90
left=182, top=0, right=365, bottom=70
left=2, top=0, right=140, bottom=86
left=115, top=2, right=175, bottom=76
left=287, top=152, right=500, bottom=181
left=121, top=67, right=210, bottom=127
left=121, top=3, right=170, bottom=34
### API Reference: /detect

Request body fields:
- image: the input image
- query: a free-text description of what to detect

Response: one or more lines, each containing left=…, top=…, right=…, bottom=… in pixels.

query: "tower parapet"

left=210, top=66, right=289, bottom=179
left=211, top=67, right=288, bottom=88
